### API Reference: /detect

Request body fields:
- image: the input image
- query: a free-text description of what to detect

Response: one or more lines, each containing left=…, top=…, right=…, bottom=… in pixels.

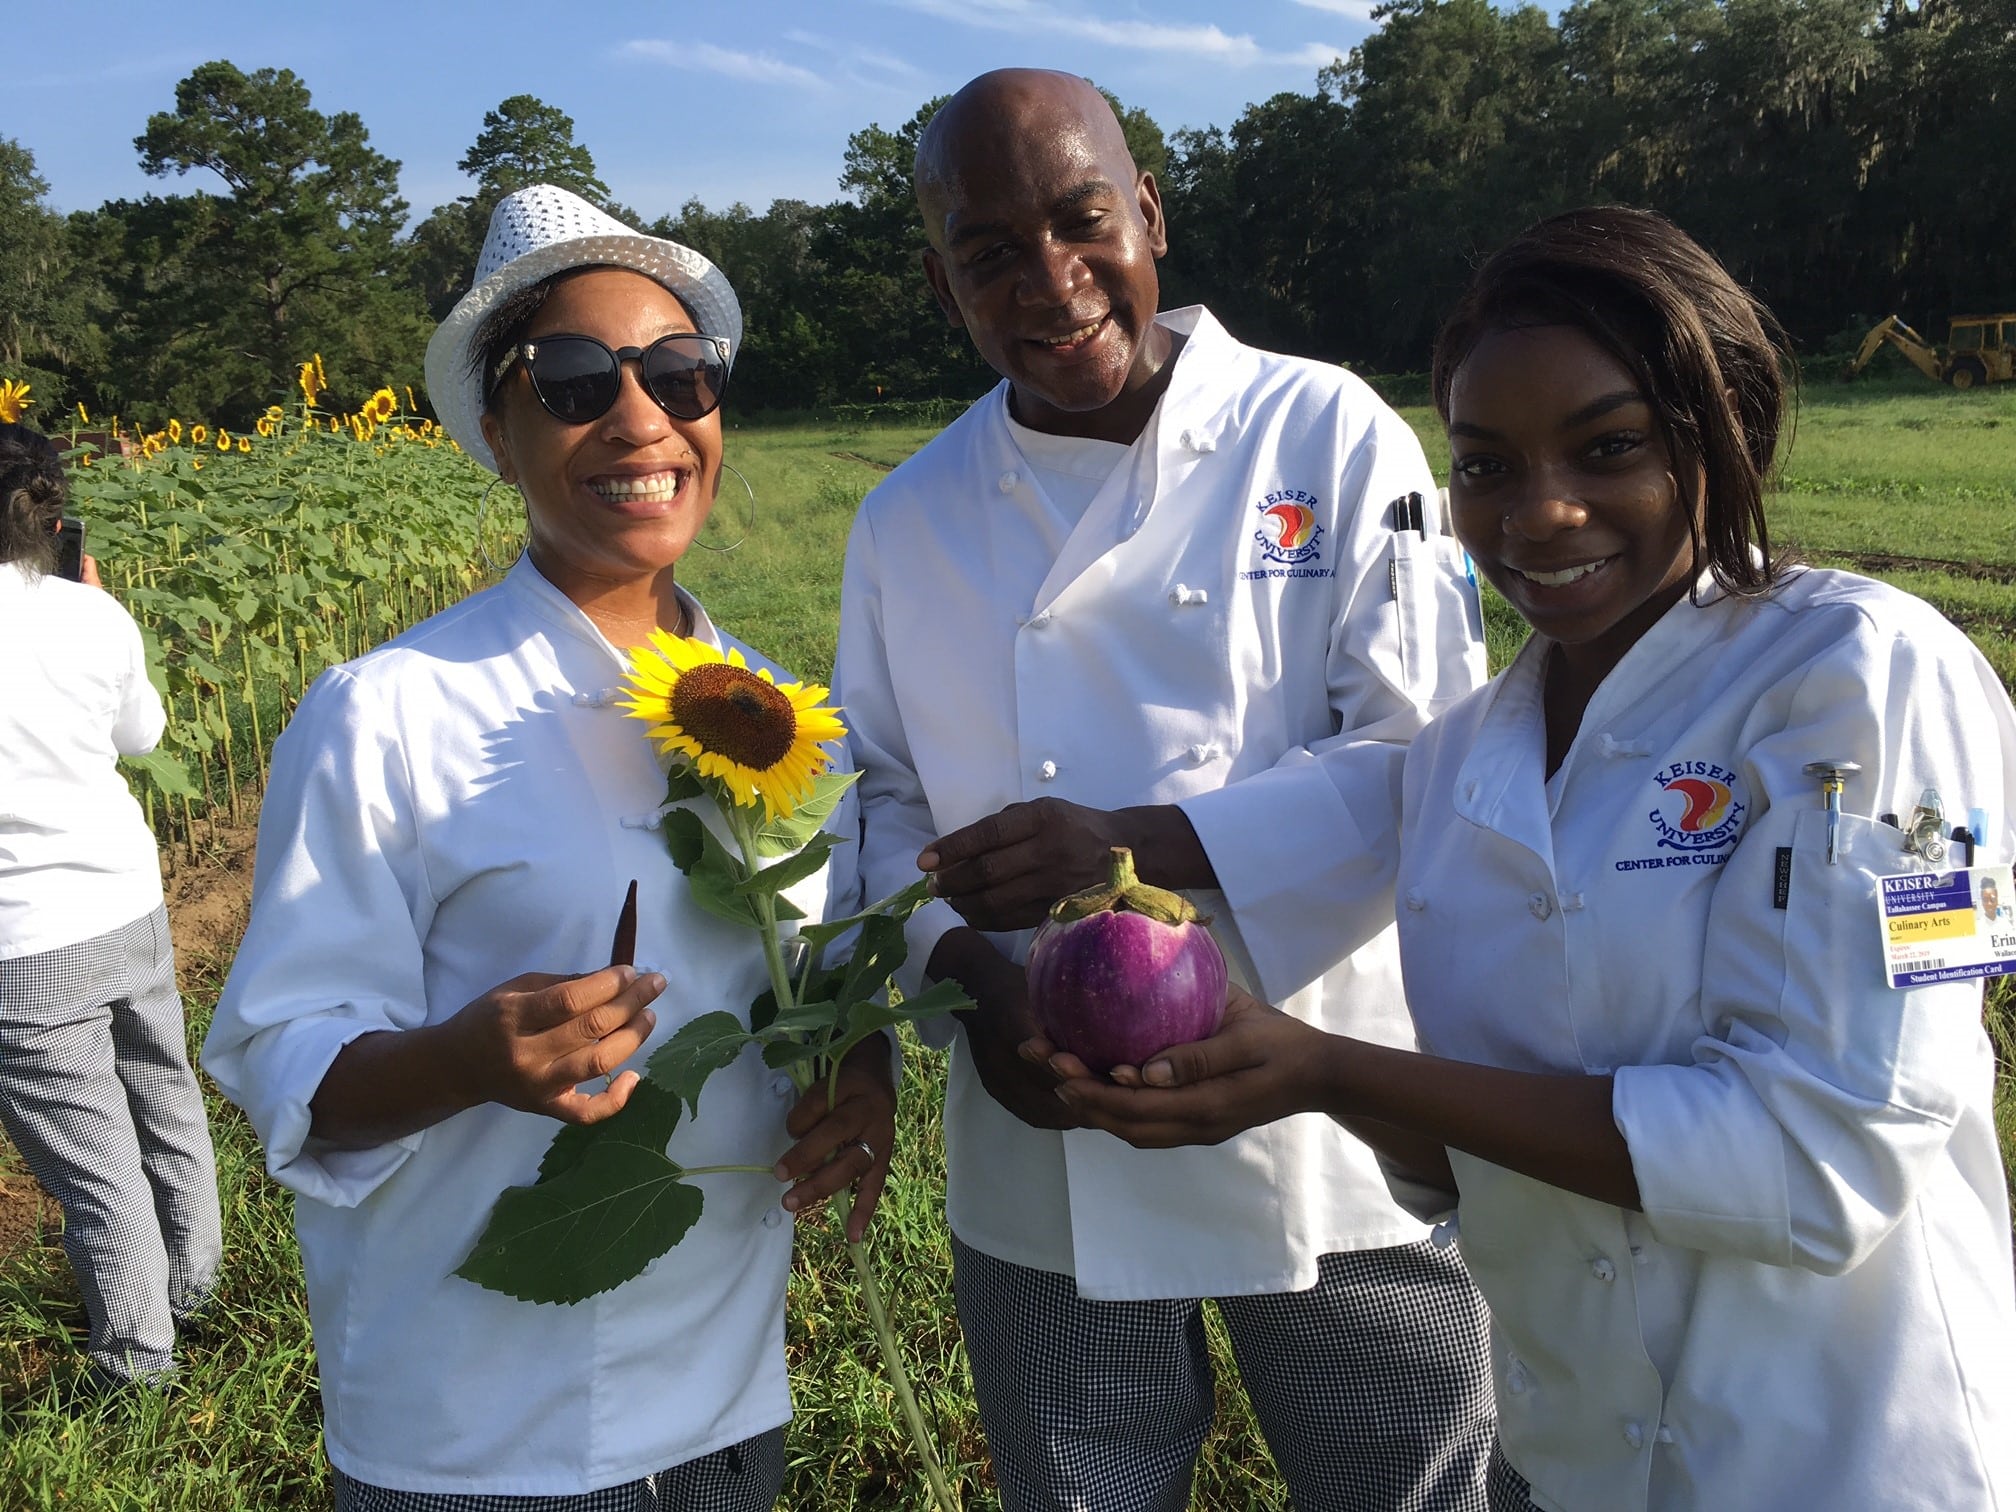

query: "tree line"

left=3, top=0, right=2011, bottom=431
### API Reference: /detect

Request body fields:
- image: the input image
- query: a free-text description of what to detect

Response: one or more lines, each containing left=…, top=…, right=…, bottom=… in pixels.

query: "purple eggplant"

left=1027, top=847, right=1228, bottom=1074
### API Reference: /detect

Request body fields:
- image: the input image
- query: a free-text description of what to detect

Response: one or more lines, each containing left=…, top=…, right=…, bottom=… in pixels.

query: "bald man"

left=836, top=71, right=1499, bottom=1511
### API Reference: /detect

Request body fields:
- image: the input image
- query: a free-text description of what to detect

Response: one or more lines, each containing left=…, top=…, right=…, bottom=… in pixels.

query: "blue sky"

left=6, top=0, right=1381, bottom=222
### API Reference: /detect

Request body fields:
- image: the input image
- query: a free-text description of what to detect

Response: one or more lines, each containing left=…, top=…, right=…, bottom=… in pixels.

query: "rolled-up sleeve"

left=1615, top=615, right=2016, bottom=1273
left=1180, top=408, right=1484, bottom=1003
left=201, top=665, right=437, bottom=1208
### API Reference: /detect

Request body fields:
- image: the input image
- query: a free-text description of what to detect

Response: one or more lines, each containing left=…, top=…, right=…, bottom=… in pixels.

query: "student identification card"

left=1879, top=864, right=2016, bottom=987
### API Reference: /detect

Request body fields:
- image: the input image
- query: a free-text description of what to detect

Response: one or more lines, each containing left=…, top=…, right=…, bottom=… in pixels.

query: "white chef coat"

left=203, top=555, right=858, bottom=1496
left=836, top=306, right=1488, bottom=1300
left=1397, top=568, right=2016, bottom=1511
left=0, top=561, right=167, bottom=959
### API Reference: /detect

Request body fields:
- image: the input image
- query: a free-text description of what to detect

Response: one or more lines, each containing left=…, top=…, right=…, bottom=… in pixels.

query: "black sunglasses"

left=489, top=331, right=732, bottom=424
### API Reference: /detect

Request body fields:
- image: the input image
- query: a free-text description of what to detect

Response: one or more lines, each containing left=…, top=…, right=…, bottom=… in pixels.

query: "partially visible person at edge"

left=1054, top=206, right=2016, bottom=1511
left=0, top=421, right=223, bottom=1391
left=834, top=70, right=1499, bottom=1511
left=203, top=185, right=893, bottom=1512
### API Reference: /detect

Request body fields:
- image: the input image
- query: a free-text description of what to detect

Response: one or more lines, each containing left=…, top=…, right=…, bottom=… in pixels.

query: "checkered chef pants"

left=330, top=1428, right=787, bottom=1512
left=0, top=905, right=222, bottom=1381
left=953, top=1234, right=1498, bottom=1512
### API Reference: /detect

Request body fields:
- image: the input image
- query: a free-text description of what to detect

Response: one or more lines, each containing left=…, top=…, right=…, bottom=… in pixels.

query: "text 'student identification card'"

left=1879, top=864, right=2016, bottom=988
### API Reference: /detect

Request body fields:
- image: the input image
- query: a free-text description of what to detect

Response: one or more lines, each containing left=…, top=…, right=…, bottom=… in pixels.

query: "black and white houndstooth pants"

left=0, top=905, right=222, bottom=1381
left=329, top=1427, right=788, bottom=1511
left=953, top=1234, right=1498, bottom=1512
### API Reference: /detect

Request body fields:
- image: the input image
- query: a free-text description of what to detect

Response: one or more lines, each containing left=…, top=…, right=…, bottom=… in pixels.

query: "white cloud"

left=620, top=39, right=827, bottom=89
left=1291, top=0, right=1385, bottom=22
left=781, top=28, right=924, bottom=81
left=883, top=0, right=1347, bottom=68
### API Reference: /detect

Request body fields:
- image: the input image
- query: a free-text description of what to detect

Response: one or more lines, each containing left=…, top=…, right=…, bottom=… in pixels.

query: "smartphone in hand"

left=54, top=518, right=86, bottom=582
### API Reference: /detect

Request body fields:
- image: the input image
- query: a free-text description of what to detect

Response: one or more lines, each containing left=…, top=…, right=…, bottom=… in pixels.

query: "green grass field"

left=1, top=376, right=2011, bottom=1510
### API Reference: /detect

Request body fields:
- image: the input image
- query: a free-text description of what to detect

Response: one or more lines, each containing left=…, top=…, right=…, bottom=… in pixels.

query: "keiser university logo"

left=1615, top=760, right=1749, bottom=872
left=1240, top=489, right=1335, bottom=580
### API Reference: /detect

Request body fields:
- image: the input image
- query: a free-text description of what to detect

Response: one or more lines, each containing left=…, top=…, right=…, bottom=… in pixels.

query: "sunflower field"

left=37, top=373, right=494, bottom=861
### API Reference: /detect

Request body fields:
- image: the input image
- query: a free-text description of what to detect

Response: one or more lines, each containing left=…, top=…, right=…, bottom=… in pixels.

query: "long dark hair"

left=1432, top=206, right=1795, bottom=598
left=0, top=423, right=66, bottom=576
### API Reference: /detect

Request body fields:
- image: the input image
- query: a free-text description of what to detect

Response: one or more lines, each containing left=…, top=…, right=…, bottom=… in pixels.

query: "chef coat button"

left=620, top=813, right=655, bottom=830
left=762, top=1206, right=786, bottom=1229
left=1038, top=760, right=1058, bottom=782
left=998, top=470, right=1019, bottom=493
left=1187, top=743, right=1218, bottom=766
left=1563, top=891, right=1586, bottom=911
left=572, top=691, right=598, bottom=708
left=1656, top=1427, right=1675, bottom=1446
left=1631, top=1244, right=1652, bottom=1267
left=1403, top=889, right=1426, bottom=912
left=1170, top=583, right=1189, bottom=604
left=1179, top=428, right=1197, bottom=449
left=1591, top=1257, right=1616, bottom=1283
left=769, top=1075, right=795, bottom=1099
left=1623, top=1421, right=1644, bottom=1449
left=1028, top=609, right=1053, bottom=629
left=1528, top=891, right=1552, bottom=920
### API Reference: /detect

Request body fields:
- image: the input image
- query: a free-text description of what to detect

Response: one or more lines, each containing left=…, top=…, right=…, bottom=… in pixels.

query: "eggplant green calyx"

left=1048, top=846, right=1211, bottom=927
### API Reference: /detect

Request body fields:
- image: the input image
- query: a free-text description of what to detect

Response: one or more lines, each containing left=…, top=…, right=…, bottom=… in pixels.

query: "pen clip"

left=608, top=878, right=639, bottom=968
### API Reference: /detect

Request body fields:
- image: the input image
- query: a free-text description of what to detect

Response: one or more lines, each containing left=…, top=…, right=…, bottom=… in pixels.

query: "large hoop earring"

left=695, top=462, right=754, bottom=554
left=477, top=477, right=528, bottom=576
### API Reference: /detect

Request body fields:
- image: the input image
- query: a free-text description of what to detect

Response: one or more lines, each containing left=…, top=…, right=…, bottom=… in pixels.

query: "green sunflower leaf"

left=454, top=1141, right=704, bottom=1305
left=737, top=831, right=840, bottom=903
left=792, top=878, right=934, bottom=954
left=660, top=765, right=706, bottom=806
left=762, top=1037, right=826, bottom=1070
left=646, top=1010, right=757, bottom=1119
left=534, top=1078, right=683, bottom=1184
left=835, top=913, right=911, bottom=1005
left=753, top=768, right=862, bottom=858
left=661, top=808, right=760, bottom=928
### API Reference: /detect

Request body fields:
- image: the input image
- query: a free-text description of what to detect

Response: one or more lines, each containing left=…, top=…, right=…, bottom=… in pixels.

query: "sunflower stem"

left=838, top=1203, right=962, bottom=1512
left=731, top=804, right=957, bottom=1506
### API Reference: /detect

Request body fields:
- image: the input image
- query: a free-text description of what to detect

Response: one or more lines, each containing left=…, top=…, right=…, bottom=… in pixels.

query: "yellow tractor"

left=1846, top=313, right=2016, bottom=389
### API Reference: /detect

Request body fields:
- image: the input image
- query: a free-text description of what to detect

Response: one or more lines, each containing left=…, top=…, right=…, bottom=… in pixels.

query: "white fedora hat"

left=424, top=184, right=742, bottom=473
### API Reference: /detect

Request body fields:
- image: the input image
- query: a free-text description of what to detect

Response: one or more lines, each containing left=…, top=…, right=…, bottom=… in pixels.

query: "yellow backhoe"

left=1846, top=313, right=2016, bottom=389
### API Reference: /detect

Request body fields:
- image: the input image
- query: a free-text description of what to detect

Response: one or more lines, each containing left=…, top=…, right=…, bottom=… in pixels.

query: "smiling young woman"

left=1051, top=206, right=2016, bottom=1512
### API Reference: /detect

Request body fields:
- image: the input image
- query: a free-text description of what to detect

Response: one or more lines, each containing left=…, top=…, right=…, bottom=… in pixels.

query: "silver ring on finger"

left=849, top=1138, right=876, bottom=1164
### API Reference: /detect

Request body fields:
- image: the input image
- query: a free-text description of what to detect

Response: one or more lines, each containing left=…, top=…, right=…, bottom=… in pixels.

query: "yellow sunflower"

left=0, top=380, right=31, bottom=423
left=367, top=387, right=397, bottom=423
left=620, top=629, right=845, bottom=820
left=191, top=424, right=208, bottom=445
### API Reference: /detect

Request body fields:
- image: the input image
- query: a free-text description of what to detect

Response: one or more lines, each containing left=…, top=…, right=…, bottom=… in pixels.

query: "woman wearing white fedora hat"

left=203, top=184, right=894, bottom=1510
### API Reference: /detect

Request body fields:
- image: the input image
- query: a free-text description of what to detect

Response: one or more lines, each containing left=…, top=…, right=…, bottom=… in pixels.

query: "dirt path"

left=0, top=812, right=260, bottom=1262
left=830, top=451, right=897, bottom=473
left=1817, top=549, right=2016, bottom=585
